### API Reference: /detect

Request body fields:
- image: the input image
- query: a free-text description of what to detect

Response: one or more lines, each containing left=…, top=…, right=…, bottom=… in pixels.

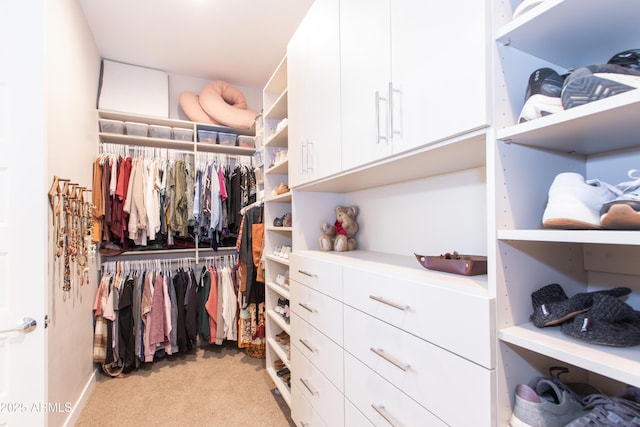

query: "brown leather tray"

left=414, top=253, right=487, bottom=276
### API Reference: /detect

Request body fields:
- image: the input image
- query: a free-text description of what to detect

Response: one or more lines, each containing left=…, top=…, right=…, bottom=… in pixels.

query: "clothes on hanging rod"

left=94, top=254, right=240, bottom=375
left=92, top=145, right=257, bottom=255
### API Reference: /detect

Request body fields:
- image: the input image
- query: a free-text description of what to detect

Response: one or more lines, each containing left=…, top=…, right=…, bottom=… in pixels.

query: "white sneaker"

left=542, top=172, right=617, bottom=229
left=600, top=169, right=640, bottom=229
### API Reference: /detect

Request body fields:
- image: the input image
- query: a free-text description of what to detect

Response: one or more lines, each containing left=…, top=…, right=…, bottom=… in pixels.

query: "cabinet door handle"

left=298, top=302, right=316, bottom=313
left=369, top=295, right=409, bottom=311
left=300, top=378, right=319, bottom=396
left=375, top=90, right=388, bottom=144
left=306, top=141, right=314, bottom=173
left=371, top=404, right=403, bottom=427
left=299, top=338, right=317, bottom=353
left=298, top=270, right=317, bottom=278
left=301, top=140, right=307, bottom=175
left=388, top=82, right=401, bottom=138
left=370, top=347, right=410, bottom=371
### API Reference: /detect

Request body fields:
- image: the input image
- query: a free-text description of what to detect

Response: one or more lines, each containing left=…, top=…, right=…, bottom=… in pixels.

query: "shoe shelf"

left=267, top=309, right=290, bottom=334
left=266, top=226, right=293, bottom=234
left=266, top=159, right=289, bottom=175
left=500, top=322, right=640, bottom=387
left=266, top=280, right=290, bottom=300
left=498, top=229, right=640, bottom=246
left=267, top=337, right=291, bottom=366
left=266, top=365, right=291, bottom=407
left=496, top=89, right=640, bottom=156
left=264, top=124, right=288, bottom=148
left=266, top=191, right=292, bottom=203
left=496, top=0, right=640, bottom=70
left=267, top=254, right=290, bottom=267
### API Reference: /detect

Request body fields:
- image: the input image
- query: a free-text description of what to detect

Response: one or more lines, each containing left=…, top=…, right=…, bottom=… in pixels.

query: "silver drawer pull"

left=300, top=378, right=319, bottom=396
left=299, top=338, right=317, bottom=353
left=369, top=295, right=409, bottom=311
left=370, top=347, right=411, bottom=371
left=298, top=270, right=317, bottom=278
left=371, top=404, right=403, bottom=427
left=298, top=302, right=316, bottom=313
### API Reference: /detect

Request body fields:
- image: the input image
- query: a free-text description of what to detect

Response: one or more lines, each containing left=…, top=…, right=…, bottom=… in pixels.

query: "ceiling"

left=78, top=0, right=314, bottom=89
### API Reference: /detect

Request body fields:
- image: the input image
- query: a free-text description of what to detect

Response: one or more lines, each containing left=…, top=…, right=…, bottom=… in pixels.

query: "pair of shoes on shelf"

left=275, top=272, right=290, bottom=288
left=274, top=245, right=291, bottom=259
left=517, top=49, right=640, bottom=123
left=542, top=170, right=640, bottom=230
left=275, top=330, right=290, bottom=345
left=271, top=182, right=289, bottom=197
left=275, top=299, right=290, bottom=320
left=276, top=367, right=290, bottom=377
left=530, top=283, right=640, bottom=347
left=272, top=212, right=292, bottom=227
left=273, top=359, right=286, bottom=371
left=511, top=367, right=640, bottom=427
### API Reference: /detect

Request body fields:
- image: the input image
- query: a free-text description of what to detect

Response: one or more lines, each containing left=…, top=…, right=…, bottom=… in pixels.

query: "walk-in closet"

left=2, top=0, right=640, bottom=426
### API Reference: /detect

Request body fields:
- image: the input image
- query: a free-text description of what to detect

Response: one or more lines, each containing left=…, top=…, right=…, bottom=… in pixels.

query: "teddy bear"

left=319, top=205, right=359, bottom=252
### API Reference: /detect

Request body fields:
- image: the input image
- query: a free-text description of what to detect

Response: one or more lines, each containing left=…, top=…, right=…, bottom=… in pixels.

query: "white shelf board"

left=266, top=191, right=292, bottom=203
left=264, top=124, right=288, bottom=148
left=266, top=281, right=291, bottom=299
left=498, top=229, right=640, bottom=245
left=295, top=129, right=486, bottom=193
left=496, top=89, right=640, bottom=156
left=264, top=89, right=288, bottom=120
left=500, top=322, right=640, bottom=387
left=266, top=159, right=289, bottom=175
left=99, top=132, right=194, bottom=151
left=266, top=309, right=291, bottom=333
left=266, top=254, right=291, bottom=267
left=267, top=337, right=291, bottom=367
left=266, top=226, right=292, bottom=234
left=496, top=0, right=640, bottom=69
left=266, top=366, right=291, bottom=408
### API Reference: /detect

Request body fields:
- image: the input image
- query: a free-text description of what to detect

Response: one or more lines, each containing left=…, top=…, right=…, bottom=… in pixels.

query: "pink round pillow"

left=179, top=91, right=220, bottom=124
left=199, top=80, right=258, bottom=129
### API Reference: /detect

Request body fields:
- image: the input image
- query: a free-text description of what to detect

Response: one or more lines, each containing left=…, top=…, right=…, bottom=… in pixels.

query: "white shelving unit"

left=494, top=0, right=640, bottom=423
left=262, top=56, right=293, bottom=406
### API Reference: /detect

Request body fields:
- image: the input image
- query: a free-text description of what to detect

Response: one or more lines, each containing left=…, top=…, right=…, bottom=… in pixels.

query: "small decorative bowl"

left=414, top=253, right=488, bottom=276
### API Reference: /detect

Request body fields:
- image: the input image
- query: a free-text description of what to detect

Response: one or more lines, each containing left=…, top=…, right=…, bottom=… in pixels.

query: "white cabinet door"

left=288, top=0, right=341, bottom=188
left=340, top=0, right=392, bottom=171
left=390, top=0, right=489, bottom=153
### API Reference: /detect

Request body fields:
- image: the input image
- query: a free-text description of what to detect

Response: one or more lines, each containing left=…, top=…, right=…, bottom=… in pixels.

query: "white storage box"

left=99, top=119, right=125, bottom=134
left=149, top=125, right=172, bottom=139
left=125, top=121, right=149, bottom=137
left=198, top=130, right=217, bottom=143
left=173, top=127, right=194, bottom=141
left=218, top=132, right=237, bottom=146
left=238, top=135, right=255, bottom=148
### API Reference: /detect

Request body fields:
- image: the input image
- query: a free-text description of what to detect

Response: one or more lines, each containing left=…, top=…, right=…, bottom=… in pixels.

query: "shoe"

left=273, top=359, right=285, bottom=370
left=561, top=64, right=640, bottom=110
left=512, top=0, right=546, bottom=19
left=518, top=68, right=566, bottom=123
left=608, top=49, right=640, bottom=71
left=510, top=377, right=587, bottom=427
left=542, top=172, right=618, bottom=229
left=561, top=293, right=640, bottom=347
left=530, top=283, right=631, bottom=328
left=600, top=169, right=640, bottom=229
left=282, top=212, right=292, bottom=227
left=273, top=216, right=283, bottom=227
left=271, top=182, right=290, bottom=197
left=565, top=387, right=640, bottom=426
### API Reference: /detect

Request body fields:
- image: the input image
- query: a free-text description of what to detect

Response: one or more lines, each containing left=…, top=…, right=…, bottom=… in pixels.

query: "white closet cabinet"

left=287, top=0, right=341, bottom=188
left=341, top=0, right=490, bottom=171
left=494, top=0, right=640, bottom=423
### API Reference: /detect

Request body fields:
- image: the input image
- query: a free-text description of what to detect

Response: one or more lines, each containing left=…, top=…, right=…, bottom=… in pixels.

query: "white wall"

left=46, top=0, right=101, bottom=425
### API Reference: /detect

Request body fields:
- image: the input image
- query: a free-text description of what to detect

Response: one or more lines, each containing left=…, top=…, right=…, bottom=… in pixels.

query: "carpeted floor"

left=74, top=341, right=294, bottom=427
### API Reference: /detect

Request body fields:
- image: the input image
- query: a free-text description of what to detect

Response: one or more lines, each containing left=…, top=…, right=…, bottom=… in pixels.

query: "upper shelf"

left=497, top=0, right=640, bottom=70
left=496, top=89, right=640, bottom=156
left=498, top=229, right=640, bottom=246
left=295, top=129, right=487, bottom=193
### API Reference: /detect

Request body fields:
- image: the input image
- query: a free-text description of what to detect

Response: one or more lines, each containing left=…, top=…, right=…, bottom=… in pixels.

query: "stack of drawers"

left=290, top=253, right=345, bottom=427
left=289, top=252, right=496, bottom=426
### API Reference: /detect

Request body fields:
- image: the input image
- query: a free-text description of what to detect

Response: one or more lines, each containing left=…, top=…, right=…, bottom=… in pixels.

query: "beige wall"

left=46, top=0, right=101, bottom=425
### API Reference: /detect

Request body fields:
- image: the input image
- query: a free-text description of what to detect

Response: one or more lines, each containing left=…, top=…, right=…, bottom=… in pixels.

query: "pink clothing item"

left=218, top=165, right=227, bottom=202
left=204, top=267, right=218, bottom=344
left=162, top=276, right=173, bottom=355
left=142, top=272, right=154, bottom=362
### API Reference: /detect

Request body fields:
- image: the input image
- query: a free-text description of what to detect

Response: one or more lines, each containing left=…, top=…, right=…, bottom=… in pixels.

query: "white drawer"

left=343, top=265, right=494, bottom=368
left=291, top=281, right=343, bottom=345
left=291, top=381, right=329, bottom=427
left=344, top=306, right=494, bottom=427
left=292, top=345, right=344, bottom=427
left=344, top=352, right=447, bottom=427
left=291, top=312, right=343, bottom=391
left=345, top=398, right=373, bottom=427
left=290, top=252, right=343, bottom=300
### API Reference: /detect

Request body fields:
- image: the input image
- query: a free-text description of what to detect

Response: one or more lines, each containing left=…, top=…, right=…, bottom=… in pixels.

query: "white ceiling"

left=78, top=0, right=314, bottom=89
